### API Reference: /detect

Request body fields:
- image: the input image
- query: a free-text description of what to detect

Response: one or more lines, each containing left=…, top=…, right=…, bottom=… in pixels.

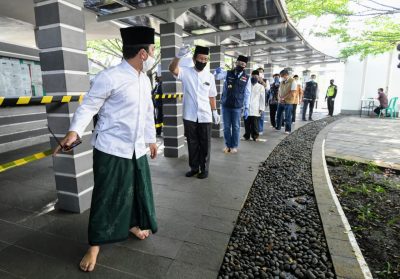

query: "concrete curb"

left=312, top=120, right=373, bottom=279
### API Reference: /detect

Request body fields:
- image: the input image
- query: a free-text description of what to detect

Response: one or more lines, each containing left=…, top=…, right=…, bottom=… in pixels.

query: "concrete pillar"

left=34, top=0, right=93, bottom=213
left=209, top=46, right=225, bottom=138
left=264, top=63, right=273, bottom=83
left=160, top=22, right=185, bottom=157
left=244, top=59, right=255, bottom=75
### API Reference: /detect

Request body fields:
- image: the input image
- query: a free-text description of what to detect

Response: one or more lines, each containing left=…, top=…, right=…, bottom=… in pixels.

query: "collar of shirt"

left=121, top=59, right=141, bottom=77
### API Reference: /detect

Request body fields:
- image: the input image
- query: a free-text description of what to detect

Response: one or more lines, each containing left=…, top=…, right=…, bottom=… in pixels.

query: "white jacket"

left=69, top=60, right=156, bottom=159
left=249, top=83, right=266, bottom=116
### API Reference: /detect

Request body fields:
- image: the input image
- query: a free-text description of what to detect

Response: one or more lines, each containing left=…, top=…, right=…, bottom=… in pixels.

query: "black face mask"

left=195, top=60, right=207, bottom=71
left=251, top=77, right=258, bottom=85
left=236, top=65, right=245, bottom=72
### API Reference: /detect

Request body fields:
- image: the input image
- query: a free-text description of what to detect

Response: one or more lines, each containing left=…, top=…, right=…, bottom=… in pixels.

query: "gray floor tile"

left=175, top=242, right=224, bottom=271
left=0, top=269, right=21, bottom=279
left=0, top=220, right=33, bottom=245
left=195, top=215, right=235, bottom=234
left=165, top=261, right=217, bottom=279
left=14, top=230, right=87, bottom=263
left=98, top=245, right=173, bottom=279
left=118, top=234, right=183, bottom=260
left=0, top=204, right=34, bottom=224
left=185, top=227, right=230, bottom=250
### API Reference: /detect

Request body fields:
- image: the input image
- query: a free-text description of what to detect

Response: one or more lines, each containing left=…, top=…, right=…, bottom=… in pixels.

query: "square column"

left=264, top=63, right=274, bottom=83
left=34, top=0, right=92, bottom=213
left=209, top=46, right=225, bottom=138
left=160, top=23, right=185, bottom=158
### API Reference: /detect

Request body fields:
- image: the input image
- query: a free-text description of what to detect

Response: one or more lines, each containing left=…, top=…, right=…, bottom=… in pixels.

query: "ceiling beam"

left=97, top=0, right=227, bottom=22
left=253, top=50, right=315, bottom=60
left=226, top=40, right=303, bottom=53
left=183, top=23, right=287, bottom=43
left=272, top=56, right=326, bottom=63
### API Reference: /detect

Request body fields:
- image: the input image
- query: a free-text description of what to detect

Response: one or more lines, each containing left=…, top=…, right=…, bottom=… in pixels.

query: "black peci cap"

left=194, top=45, right=210, bottom=56
left=237, top=55, right=249, bottom=63
left=120, top=26, right=155, bottom=46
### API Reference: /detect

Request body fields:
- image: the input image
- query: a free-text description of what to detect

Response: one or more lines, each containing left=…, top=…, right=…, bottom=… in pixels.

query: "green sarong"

left=88, top=148, right=157, bottom=245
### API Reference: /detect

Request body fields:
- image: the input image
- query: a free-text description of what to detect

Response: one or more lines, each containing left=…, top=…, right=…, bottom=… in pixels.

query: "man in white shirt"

left=53, top=26, right=158, bottom=272
left=243, top=70, right=266, bottom=141
left=169, top=45, right=220, bottom=179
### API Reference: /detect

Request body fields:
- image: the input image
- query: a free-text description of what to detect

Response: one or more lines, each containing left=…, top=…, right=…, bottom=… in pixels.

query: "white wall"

left=341, top=50, right=400, bottom=113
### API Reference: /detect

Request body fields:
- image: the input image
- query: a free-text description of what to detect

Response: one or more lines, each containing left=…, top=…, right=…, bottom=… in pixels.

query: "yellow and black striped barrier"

left=0, top=149, right=52, bottom=173
left=0, top=93, right=182, bottom=107
left=153, top=93, right=183, bottom=100
left=0, top=95, right=84, bottom=107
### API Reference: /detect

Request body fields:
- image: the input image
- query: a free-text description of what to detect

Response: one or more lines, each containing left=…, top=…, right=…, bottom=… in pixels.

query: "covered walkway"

left=0, top=112, right=326, bottom=279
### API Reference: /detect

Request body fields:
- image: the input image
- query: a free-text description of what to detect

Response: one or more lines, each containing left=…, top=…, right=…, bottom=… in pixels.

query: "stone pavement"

left=0, top=111, right=326, bottom=279
left=325, top=117, right=400, bottom=170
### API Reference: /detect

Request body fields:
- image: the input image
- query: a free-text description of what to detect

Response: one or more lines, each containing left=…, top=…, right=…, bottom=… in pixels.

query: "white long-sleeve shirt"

left=69, top=60, right=156, bottom=159
left=249, top=83, right=266, bottom=116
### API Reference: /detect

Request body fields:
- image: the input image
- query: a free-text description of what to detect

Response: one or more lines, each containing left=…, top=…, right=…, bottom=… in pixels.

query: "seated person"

left=373, top=88, right=388, bottom=116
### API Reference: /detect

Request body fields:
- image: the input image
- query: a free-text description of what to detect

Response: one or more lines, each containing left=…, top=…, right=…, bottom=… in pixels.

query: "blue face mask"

left=251, top=77, right=258, bottom=84
left=274, top=77, right=280, bottom=83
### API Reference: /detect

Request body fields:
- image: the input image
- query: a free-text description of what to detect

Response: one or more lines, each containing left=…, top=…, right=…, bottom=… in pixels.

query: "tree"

left=87, top=38, right=161, bottom=72
left=286, top=0, right=400, bottom=58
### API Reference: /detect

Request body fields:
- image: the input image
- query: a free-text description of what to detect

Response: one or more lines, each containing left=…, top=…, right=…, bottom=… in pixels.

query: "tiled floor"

left=325, top=116, right=400, bottom=169
left=0, top=111, right=326, bottom=279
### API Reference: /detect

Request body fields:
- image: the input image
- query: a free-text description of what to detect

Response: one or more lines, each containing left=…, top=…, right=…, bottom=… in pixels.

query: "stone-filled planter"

left=218, top=118, right=340, bottom=279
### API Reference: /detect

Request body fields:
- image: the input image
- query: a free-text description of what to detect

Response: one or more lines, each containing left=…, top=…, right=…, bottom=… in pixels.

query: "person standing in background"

left=302, top=74, right=318, bottom=121
left=325, top=79, right=337, bottom=117
left=268, top=73, right=280, bottom=129
left=215, top=55, right=251, bottom=154
left=256, top=67, right=270, bottom=135
left=152, top=65, right=163, bottom=136
left=243, top=70, right=265, bottom=141
left=292, top=75, right=303, bottom=123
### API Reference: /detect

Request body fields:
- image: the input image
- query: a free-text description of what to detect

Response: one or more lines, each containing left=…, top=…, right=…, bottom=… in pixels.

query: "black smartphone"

left=47, top=126, right=82, bottom=152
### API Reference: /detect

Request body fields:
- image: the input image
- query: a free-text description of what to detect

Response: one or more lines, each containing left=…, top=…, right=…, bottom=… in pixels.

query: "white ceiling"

left=0, top=0, right=121, bottom=48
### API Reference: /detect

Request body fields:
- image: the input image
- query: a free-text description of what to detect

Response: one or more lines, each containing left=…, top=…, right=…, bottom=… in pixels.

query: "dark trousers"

left=327, top=97, right=334, bottom=116
left=243, top=116, right=260, bottom=140
left=269, top=103, right=278, bottom=128
left=374, top=106, right=385, bottom=115
left=154, top=105, right=163, bottom=135
left=183, top=119, right=211, bottom=173
left=292, top=104, right=297, bottom=122
left=302, top=99, right=315, bottom=120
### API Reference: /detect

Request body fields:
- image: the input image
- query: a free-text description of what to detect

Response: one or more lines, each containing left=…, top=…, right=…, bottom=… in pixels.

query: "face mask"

left=236, top=65, right=244, bottom=72
left=142, top=54, right=155, bottom=73
left=251, top=77, right=258, bottom=85
left=194, top=60, right=207, bottom=71
left=259, top=73, right=264, bottom=79
left=274, top=77, right=280, bottom=83
left=280, top=77, right=286, bottom=82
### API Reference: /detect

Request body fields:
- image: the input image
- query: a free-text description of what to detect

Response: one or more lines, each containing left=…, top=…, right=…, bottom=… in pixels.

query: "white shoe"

left=230, top=148, right=238, bottom=153
left=223, top=147, right=230, bottom=153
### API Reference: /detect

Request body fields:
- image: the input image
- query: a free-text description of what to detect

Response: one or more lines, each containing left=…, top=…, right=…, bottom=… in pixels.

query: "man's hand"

left=259, top=110, right=263, bottom=116
left=176, top=45, right=191, bottom=58
left=214, top=67, right=222, bottom=75
left=149, top=143, right=158, bottom=159
left=332, top=98, right=335, bottom=101
left=212, top=110, right=221, bottom=125
left=53, top=131, right=78, bottom=155
left=243, top=108, right=249, bottom=120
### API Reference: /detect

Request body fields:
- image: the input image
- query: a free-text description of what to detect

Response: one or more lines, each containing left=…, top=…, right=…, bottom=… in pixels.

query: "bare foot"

left=130, top=227, right=148, bottom=240
left=80, top=245, right=100, bottom=272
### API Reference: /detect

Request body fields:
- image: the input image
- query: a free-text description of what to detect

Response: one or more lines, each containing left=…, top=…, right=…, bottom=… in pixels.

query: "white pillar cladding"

left=34, top=0, right=93, bottom=213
